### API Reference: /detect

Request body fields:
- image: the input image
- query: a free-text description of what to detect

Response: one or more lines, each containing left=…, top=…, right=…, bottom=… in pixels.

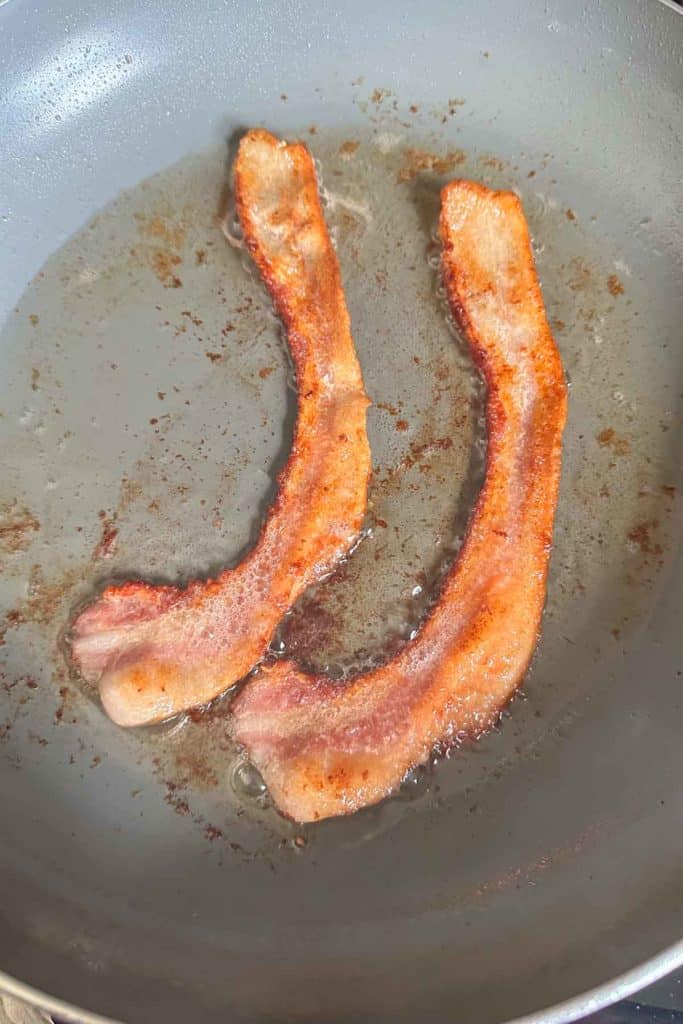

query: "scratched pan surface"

left=0, top=1, right=682, bottom=1022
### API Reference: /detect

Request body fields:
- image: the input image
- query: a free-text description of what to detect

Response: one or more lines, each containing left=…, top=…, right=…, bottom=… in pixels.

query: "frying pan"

left=0, top=0, right=681, bottom=1021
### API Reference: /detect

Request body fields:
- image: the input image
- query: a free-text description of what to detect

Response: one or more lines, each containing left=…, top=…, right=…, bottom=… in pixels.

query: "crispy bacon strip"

left=71, top=129, right=370, bottom=726
left=232, top=181, right=568, bottom=822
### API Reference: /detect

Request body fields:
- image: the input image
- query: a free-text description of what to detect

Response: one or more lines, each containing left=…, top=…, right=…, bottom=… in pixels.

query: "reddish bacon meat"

left=232, top=180, right=568, bottom=822
left=71, top=129, right=370, bottom=726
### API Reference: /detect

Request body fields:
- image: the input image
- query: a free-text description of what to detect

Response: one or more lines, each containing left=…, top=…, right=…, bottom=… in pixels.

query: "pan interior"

left=0, top=2, right=681, bottom=1023
left=0, top=128, right=676, bottom=843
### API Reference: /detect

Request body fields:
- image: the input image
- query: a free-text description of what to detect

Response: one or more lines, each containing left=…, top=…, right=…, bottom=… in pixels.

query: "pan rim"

left=505, top=939, right=683, bottom=1024
left=1, top=937, right=682, bottom=1024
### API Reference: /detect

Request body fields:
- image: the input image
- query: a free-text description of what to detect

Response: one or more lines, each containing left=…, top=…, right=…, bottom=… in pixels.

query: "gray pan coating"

left=0, top=1, right=681, bottom=1022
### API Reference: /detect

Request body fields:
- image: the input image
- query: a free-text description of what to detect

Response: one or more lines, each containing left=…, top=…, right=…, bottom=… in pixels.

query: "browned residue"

left=164, top=780, right=190, bottom=817
left=607, top=273, right=624, bottom=296
left=139, top=215, right=186, bottom=250
left=181, top=309, right=203, bottom=327
left=0, top=503, right=40, bottom=555
left=597, top=427, right=630, bottom=456
left=373, top=435, right=457, bottom=496
left=93, top=516, right=118, bottom=559
left=150, top=250, right=182, bottom=288
left=205, top=351, right=222, bottom=363
left=23, top=567, right=82, bottom=630
left=567, top=256, right=592, bottom=292
left=174, top=749, right=220, bottom=790
left=370, top=87, right=391, bottom=105
left=565, top=208, right=576, bottom=221
left=119, top=477, right=144, bottom=515
left=136, top=214, right=185, bottom=288
left=397, top=148, right=466, bottom=183
left=627, top=521, right=662, bottom=556
left=475, top=824, right=603, bottom=900
left=204, top=824, right=224, bottom=841
left=0, top=478, right=143, bottom=644
left=259, top=366, right=274, bottom=380
left=147, top=742, right=254, bottom=860
left=281, top=596, right=339, bottom=662
left=327, top=208, right=362, bottom=249
left=89, top=477, right=142, bottom=560
left=339, top=140, right=360, bottom=158
left=478, top=155, right=505, bottom=172
left=30, top=368, right=40, bottom=391
left=278, top=535, right=412, bottom=672
left=0, top=675, right=42, bottom=743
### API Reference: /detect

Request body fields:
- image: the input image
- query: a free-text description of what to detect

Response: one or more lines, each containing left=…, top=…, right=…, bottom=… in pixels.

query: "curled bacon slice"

left=232, top=181, right=568, bottom=822
left=71, top=129, right=370, bottom=726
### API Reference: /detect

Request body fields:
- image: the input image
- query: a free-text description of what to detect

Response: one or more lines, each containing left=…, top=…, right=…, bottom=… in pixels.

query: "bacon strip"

left=71, top=129, right=370, bottom=726
left=232, top=181, right=568, bottom=822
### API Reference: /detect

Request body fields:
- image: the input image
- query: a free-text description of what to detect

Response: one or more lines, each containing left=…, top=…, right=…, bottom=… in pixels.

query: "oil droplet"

left=232, top=760, right=267, bottom=798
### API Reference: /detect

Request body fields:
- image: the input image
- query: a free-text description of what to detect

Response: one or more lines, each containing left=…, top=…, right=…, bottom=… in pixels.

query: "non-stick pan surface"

left=0, top=1, right=681, bottom=1022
